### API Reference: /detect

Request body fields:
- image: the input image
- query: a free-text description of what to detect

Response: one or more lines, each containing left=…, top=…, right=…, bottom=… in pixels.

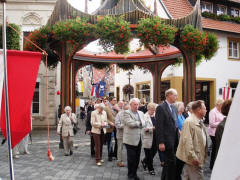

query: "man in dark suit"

left=155, top=88, right=179, bottom=180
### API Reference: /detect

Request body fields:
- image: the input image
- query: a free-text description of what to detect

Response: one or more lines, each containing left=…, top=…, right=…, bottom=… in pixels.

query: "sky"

left=67, top=0, right=155, bottom=14
left=67, top=0, right=101, bottom=14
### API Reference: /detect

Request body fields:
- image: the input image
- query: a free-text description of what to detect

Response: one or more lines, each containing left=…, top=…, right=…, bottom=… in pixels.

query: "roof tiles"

left=202, top=18, right=240, bottom=34
left=162, top=0, right=193, bottom=19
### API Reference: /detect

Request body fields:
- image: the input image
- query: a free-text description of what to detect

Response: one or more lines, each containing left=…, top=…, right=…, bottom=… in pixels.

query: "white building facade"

left=0, top=0, right=58, bottom=128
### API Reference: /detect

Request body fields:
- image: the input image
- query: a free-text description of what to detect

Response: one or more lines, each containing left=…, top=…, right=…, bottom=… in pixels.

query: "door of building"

left=196, top=81, right=210, bottom=124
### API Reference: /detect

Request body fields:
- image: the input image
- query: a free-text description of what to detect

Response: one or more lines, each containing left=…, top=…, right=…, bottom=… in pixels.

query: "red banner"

left=0, top=50, right=41, bottom=148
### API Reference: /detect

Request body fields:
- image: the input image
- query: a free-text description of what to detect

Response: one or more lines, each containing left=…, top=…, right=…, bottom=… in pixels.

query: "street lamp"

left=126, top=71, right=133, bottom=100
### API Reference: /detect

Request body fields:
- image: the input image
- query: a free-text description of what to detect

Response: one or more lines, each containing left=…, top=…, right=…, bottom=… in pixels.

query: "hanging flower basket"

left=123, top=84, right=134, bottom=95
left=24, top=26, right=60, bottom=69
left=179, top=25, right=208, bottom=55
left=24, top=26, right=51, bottom=52
left=203, top=33, right=219, bottom=60
left=96, top=16, right=132, bottom=54
left=52, top=17, right=96, bottom=47
left=117, top=63, right=135, bottom=71
left=137, top=17, right=177, bottom=48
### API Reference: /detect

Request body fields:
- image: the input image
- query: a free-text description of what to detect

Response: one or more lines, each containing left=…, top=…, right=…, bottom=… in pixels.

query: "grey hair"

left=165, top=88, right=178, bottom=97
left=129, top=98, right=140, bottom=104
left=174, top=101, right=184, bottom=111
left=215, top=98, right=224, bottom=106
left=147, top=102, right=157, bottom=110
left=186, top=101, right=194, bottom=111
left=94, top=104, right=99, bottom=109
left=64, top=106, right=72, bottom=112
left=98, top=103, right=105, bottom=109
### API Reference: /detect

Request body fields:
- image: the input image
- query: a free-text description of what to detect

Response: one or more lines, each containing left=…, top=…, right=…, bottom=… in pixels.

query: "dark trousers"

left=210, top=136, right=216, bottom=169
left=158, top=150, right=165, bottom=163
left=105, top=129, right=118, bottom=158
left=92, top=133, right=104, bottom=163
left=143, top=134, right=158, bottom=171
left=161, top=148, right=176, bottom=180
left=175, top=157, right=185, bottom=180
left=143, top=148, right=156, bottom=171
left=90, top=135, right=95, bottom=156
left=125, top=141, right=142, bottom=179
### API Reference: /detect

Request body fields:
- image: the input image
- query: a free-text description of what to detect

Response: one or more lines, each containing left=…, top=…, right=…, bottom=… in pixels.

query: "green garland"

left=23, top=17, right=219, bottom=70
left=137, top=17, right=177, bottom=47
left=96, top=16, right=132, bottom=54
left=52, top=17, right=95, bottom=47
left=0, top=23, right=20, bottom=50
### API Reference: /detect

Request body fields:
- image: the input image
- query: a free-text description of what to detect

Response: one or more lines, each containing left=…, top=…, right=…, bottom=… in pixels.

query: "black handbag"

left=72, top=123, right=79, bottom=135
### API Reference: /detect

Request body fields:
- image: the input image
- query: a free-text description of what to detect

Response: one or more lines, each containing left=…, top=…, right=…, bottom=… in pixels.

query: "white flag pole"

left=1, top=0, right=15, bottom=179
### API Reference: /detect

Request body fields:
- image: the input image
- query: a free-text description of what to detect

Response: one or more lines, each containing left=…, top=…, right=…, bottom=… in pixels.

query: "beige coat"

left=123, top=110, right=146, bottom=146
left=143, top=112, right=155, bottom=149
left=57, top=113, right=77, bottom=137
left=104, top=104, right=117, bottom=133
left=91, top=110, right=108, bottom=134
left=176, top=114, right=208, bottom=167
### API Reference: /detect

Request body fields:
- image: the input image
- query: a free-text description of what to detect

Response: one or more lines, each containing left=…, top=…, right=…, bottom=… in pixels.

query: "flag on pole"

left=0, top=50, right=41, bottom=148
left=211, top=81, right=240, bottom=180
left=0, top=51, right=4, bottom=130
left=222, top=87, right=232, bottom=100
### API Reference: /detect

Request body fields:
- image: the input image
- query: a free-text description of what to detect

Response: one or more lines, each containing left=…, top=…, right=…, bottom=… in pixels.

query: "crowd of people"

left=56, top=88, right=232, bottom=180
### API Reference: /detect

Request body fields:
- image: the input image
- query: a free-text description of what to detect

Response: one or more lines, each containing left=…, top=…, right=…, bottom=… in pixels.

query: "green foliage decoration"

left=52, top=17, right=95, bottom=47
left=179, top=25, right=208, bottom=55
left=202, top=11, right=240, bottom=24
left=203, top=33, right=219, bottom=60
left=0, top=23, right=20, bottom=50
left=96, top=16, right=132, bottom=54
left=24, top=26, right=51, bottom=52
left=137, top=17, right=177, bottom=47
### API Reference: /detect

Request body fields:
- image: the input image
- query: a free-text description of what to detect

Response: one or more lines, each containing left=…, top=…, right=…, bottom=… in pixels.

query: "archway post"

left=182, top=51, right=196, bottom=105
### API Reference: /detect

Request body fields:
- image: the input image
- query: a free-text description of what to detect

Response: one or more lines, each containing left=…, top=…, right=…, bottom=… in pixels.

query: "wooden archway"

left=46, top=0, right=202, bottom=112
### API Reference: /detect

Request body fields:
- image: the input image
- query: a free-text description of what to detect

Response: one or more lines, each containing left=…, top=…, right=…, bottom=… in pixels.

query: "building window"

left=229, top=40, right=239, bottom=59
left=136, top=82, right=151, bottom=102
left=32, top=82, right=40, bottom=114
left=23, top=31, right=31, bottom=48
left=231, top=8, right=240, bottom=17
left=201, top=2, right=213, bottom=13
left=229, top=81, right=238, bottom=98
left=217, top=5, right=227, bottom=15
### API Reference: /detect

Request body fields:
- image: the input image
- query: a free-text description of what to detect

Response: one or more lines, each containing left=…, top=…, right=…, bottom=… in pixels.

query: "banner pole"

left=1, top=0, right=15, bottom=179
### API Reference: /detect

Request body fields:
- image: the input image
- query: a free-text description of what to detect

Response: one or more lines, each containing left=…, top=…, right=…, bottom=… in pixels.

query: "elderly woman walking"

left=141, top=103, right=157, bottom=175
left=91, top=103, right=108, bottom=166
left=57, top=106, right=77, bottom=156
left=208, top=99, right=224, bottom=170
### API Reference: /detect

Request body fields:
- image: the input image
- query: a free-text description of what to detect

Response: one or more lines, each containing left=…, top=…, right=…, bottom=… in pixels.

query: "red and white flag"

left=222, top=87, right=232, bottom=100
left=0, top=50, right=41, bottom=148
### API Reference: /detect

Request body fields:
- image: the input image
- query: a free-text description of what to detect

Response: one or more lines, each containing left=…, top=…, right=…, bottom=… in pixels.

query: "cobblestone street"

left=0, top=120, right=212, bottom=180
